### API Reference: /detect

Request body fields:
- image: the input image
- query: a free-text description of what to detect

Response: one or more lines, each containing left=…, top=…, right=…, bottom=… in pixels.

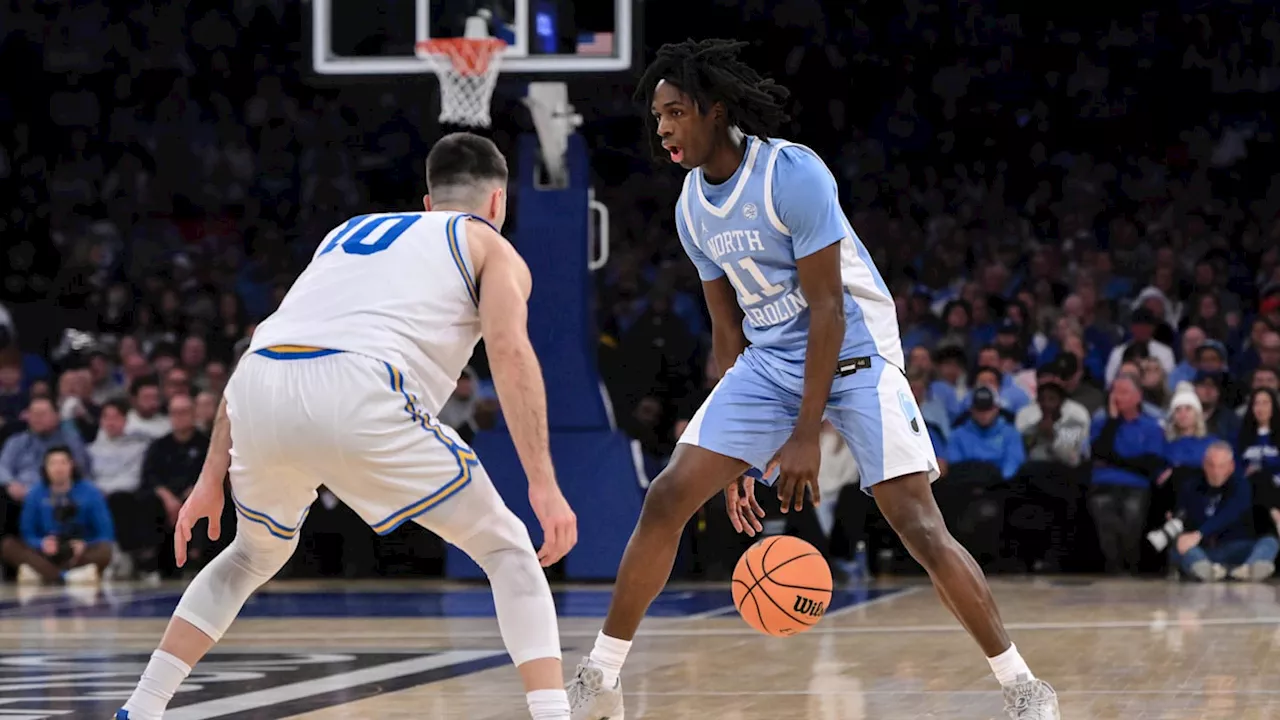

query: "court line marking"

left=7, top=612, right=1280, bottom=642
left=413, top=688, right=1280, bottom=698
left=163, top=650, right=505, bottom=720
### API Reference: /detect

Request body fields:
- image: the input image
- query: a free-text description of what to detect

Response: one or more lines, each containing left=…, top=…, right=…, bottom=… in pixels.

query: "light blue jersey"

left=675, top=137, right=939, bottom=491
left=675, top=136, right=904, bottom=390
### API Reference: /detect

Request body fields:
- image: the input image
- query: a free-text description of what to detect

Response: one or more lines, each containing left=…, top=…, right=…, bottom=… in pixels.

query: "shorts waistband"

left=254, top=345, right=345, bottom=360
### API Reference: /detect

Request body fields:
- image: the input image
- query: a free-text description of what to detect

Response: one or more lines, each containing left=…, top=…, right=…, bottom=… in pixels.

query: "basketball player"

left=568, top=40, right=1059, bottom=720
left=117, top=133, right=578, bottom=720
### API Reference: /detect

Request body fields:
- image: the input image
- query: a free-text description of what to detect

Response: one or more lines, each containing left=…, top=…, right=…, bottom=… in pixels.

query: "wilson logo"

left=793, top=596, right=826, bottom=618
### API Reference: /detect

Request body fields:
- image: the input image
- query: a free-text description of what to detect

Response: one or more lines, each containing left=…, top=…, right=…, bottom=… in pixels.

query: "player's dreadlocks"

left=635, top=38, right=791, bottom=150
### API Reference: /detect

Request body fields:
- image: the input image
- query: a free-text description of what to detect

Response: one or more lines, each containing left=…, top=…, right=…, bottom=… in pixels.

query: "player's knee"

left=638, top=469, right=700, bottom=532
left=890, top=505, right=950, bottom=566
left=227, top=528, right=297, bottom=579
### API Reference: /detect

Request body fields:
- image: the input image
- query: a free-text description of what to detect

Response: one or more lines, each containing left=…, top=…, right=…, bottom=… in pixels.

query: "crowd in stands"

left=2, top=1, right=1280, bottom=582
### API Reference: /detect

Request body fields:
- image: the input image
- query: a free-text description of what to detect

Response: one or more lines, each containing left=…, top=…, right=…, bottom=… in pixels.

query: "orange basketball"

left=731, top=535, right=833, bottom=637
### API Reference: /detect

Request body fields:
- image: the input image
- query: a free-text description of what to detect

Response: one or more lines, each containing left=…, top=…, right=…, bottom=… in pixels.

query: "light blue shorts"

left=678, top=349, right=939, bottom=491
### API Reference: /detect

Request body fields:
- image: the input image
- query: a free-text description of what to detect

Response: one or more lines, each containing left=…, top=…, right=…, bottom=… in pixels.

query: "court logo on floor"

left=0, top=649, right=509, bottom=719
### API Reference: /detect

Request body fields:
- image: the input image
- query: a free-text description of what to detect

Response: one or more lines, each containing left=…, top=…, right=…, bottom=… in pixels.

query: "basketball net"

left=417, top=36, right=507, bottom=128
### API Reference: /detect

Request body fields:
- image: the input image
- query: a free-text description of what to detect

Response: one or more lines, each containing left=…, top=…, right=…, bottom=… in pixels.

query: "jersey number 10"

left=721, top=257, right=786, bottom=305
left=318, top=214, right=422, bottom=257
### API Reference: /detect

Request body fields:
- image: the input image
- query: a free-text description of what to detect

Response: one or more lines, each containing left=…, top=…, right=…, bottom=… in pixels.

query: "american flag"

left=577, top=32, right=615, bottom=56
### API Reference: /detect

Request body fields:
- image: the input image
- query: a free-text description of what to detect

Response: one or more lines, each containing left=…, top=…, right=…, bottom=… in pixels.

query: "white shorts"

left=226, top=348, right=501, bottom=545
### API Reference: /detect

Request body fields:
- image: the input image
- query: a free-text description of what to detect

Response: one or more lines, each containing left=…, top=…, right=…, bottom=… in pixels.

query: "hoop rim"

left=417, top=37, right=508, bottom=51
left=416, top=37, right=508, bottom=77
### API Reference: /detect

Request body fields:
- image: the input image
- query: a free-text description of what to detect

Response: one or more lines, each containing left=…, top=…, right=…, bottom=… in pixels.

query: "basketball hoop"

left=417, top=37, right=507, bottom=128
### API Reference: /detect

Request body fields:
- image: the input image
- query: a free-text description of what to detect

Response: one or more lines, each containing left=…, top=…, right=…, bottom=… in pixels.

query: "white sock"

left=527, top=688, right=571, bottom=719
left=587, top=631, right=631, bottom=687
left=121, top=650, right=192, bottom=719
left=987, top=643, right=1034, bottom=686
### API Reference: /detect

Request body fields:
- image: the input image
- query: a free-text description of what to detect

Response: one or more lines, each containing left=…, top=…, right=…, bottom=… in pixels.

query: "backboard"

left=313, top=0, right=635, bottom=75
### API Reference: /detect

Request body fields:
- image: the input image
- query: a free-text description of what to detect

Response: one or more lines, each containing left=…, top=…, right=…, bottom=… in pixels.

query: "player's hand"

left=68, top=539, right=85, bottom=562
left=773, top=428, right=822, bottom=513
left=529, top=483, right=577, bottom=567
left=174, top=477, right=225, bottom=568
left=726, top=474, right=766, bottom=536
left=41, top=536, right=58, bottom=556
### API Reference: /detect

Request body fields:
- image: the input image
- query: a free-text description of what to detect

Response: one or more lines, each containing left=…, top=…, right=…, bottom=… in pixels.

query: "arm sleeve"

left=771, top=147, right=850, bottom=260
left=675, top=198, right=724, bottom=281
left=1197, top=477, right=1253, bottom=538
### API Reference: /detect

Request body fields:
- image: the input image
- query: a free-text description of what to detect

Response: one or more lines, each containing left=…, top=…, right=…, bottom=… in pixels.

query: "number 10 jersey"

left=248, top=211, right=482, bottom=416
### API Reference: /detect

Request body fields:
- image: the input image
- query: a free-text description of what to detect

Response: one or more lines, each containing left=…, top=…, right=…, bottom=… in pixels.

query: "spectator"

left=1194, top=370, right=1242, bottom=443
left=0, top=397, right=93, bottom=536
left=1168, top=326, right=1206, bottom=390
left=958, top=366, right=1024, bottom=421
left=1163, top=385, right=1216, bottom=471
left=125, top=376, right=170, bottom=439
left=0, top=447, right=113, bottom=585
left=906, top=368, right=948, bottom=460
left=1016, top=375, right=1089, bottom=468
left=1237, top=388, right=1280, bottom=486
left=1088, top=374, right=1166, bottom=574
left=88, top=399, right=153, bottom=577
left=1053, top=353, right=1105, bottom=418
left=946, top=387, right=1025, bottom=480
left=193, top=391, right=219, bottom=433
left=1105, top=307, right=1175, bottom=386
left=162, top=366, right=192, bottom=403
left=56, top=368, right=99, bottom=443
left=1170, top=442, right=1277, bottom=582
left=87, top=350, right=124, bottom=403
left=1138, top=357, right=1170, bottom=410
left=928, top=346, right=968, bottom=422
left=140, top=394, right=209, bottom=573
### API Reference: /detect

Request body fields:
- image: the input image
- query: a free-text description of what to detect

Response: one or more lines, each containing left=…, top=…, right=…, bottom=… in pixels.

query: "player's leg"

left=321, top=358, right=571, bottom=720
left=828, top=360, right=1058, bottom=718
left=119, top=355, right=317, bottom=720
left=413, top=461, right=569, bottom=716
left=571, top=362, right=788, bottom=718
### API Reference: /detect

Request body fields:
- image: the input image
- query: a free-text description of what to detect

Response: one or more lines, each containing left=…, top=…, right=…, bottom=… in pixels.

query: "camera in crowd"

left=49, top=497, right=82, bottom=565
left=1147, top=514, right=1185, bottom=553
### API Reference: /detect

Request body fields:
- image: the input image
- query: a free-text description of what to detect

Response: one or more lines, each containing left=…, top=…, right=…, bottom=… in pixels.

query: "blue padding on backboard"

left=446, top=429, right=644, bottom=580
left=513, top=132, right=611, bottom=431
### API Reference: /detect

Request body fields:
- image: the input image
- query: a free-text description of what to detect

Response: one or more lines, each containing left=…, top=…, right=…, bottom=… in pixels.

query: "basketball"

left=731, top=535, right=833, bottom=637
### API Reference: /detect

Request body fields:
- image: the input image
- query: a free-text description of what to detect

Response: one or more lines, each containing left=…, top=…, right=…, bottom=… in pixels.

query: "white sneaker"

left=1229, top=564, right=1251, bottom=581
left=567, top=658, right=624, bottom=720
left=64, top=564, right=100, bottom=586
left=16, top=564, right=41, bottom=584
left=1003, top=674, right=1060, bottom=719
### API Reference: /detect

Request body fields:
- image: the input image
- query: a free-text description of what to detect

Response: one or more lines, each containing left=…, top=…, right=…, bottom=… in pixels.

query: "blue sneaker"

left=115, top=710, right=130, bottom=719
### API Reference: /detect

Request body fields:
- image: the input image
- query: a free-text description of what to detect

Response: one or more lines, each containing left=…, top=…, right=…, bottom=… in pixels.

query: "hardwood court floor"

left=0, top=577, right=1279, bottom=719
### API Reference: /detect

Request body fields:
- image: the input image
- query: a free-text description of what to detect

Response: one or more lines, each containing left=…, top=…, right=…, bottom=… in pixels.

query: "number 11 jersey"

left=248, top=211, right=482, bottom=415
left=675, top=137, right=903, bottom=391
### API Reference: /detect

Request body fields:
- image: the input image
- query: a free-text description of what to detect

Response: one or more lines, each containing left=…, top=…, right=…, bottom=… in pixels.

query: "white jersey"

left=249, top=211, right=482, bottom=414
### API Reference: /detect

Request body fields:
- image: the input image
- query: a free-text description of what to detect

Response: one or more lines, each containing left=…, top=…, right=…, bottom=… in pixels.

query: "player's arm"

left=197, top=396, right=232, bottom=488
left=676, top=204, right=746, bottom=376
left=470, top=223, right=576, bottom=566
left=473, top=235, right=553, bottom=487
left=771, top=147, right=849, bottom=510
left=704, top=277, right=748, bottom=377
